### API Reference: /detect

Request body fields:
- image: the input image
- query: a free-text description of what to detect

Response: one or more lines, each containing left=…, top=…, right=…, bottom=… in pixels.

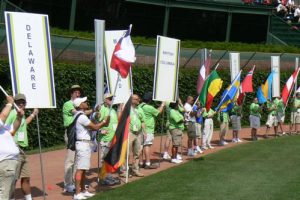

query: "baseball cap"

left=14, top=93, right=26, bottom=101
left=104, top=93, right=113, bottom=99
left=73, top=97, right=87, bottom=108
left=69, top=85, right=82, bottom=94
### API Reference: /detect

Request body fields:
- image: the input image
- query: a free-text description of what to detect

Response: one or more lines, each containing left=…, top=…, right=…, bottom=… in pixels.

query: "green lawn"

left=90, top=136, right=300, bottom=200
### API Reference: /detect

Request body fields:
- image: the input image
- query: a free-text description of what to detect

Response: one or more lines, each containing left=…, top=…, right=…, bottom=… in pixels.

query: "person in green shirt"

left=265, top=98, right=278, bottom=138
left=290, top=92, right=300, bottom=134
left=274, top=96, right=286, bottom=135
left=169, top=101, right=184, bottom=164
left=230, top=102, right=242, bottom=143
left=249, top=98, right=262, bottom=140
left=218, top=110, right=229, bottom=146
left=5, top=94, right=38, bottom=200
left=139, top=92, right=164, bottom=169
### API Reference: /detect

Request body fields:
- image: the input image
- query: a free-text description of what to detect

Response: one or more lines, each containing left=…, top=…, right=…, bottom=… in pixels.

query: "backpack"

left=66, top=113, right=83, bottom=151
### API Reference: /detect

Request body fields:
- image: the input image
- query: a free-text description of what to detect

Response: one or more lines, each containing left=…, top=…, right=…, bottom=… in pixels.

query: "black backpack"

left=66, top=113, right=82, bottom=151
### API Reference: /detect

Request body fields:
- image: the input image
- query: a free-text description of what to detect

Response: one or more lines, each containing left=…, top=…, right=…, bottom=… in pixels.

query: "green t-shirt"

left=5, top=109, right=28, bottom=147
left=267, top=101, right=277, bottom=115
left=63, top=100, right=75, bottom=127
left=165, top=102, right=184, bottom=129
left=130, top=106, right=144, bottom=132
left=218, top=112, right=229, bottom=123
left=292, top=98, right=300, bottom=112
left=169, top=109, right=184, bottom=130
left=139, top=103, right=160, bottom=134
left=98, top=105, right=118, bottom=142
left=250, top=103, right=261, bottom=117
left=274, top=98, right=285, bottom=114
left=231, top=104, right=242, bottom=116
left=202, top=109, right=215, bottom=118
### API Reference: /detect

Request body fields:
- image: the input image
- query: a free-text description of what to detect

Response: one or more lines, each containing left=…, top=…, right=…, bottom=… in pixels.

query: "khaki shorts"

left=250, top=115, right=260, bottom=129
left=75, top=141, right=91, bottom=170
left=291, top=111, right=300, bottom=124
left=170, top=129, right=183, bottom=147
left=186, top=122, right=196, bottom=139
left=266, top=114, right=278, bottom=127
left=231, top=115, right=241, bottom=131
left=220, top=122, right=229, bottom=135
left=195, top=123, right=202, bottom=138
left=16, top=148, right=30, bottom=179
left=0, top=159, right=18, bottom=200
left=277, top=112, right=285, bottom=123
left=143, top=133, right=154, bottom=146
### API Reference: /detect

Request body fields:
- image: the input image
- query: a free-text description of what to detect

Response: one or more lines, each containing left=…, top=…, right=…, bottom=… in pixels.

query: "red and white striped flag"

left=281, top=68, right=300, bottom=105
left=196, top=52, right=211, bottom=95
left=237, top=65, right=255, bottom=105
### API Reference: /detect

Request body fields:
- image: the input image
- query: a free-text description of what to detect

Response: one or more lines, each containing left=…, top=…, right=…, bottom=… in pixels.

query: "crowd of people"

left=1, top=84, right=300, bottom=200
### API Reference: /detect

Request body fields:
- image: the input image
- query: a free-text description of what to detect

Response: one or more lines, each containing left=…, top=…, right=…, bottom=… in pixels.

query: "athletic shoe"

left=82, top=191, right=95, bottom=197
left=132, top=170, right=144, bottom=177
left=196, top=146, right=203, bottom=154
left=144, top=163, right=159, bottom=169
left=65, top=184, right=75, bottom=193
left=101, top=178, right=116, bottom=186
left=232, top=138, right=238, bottom=143
left=237, top=138, right=243, bottom=142
left=176, top=154, right=183, bottom=160
left=187, top=149, right=196, bottom=156
left=163, top=153, right=171, bottom=160
left=194, top=149, right=198, bottom=154
left=171, top=159, right=183, bottom=164
left=208, top=144, right=215, bottom=149
left=202, top=146, right=208, bottom=150
left=73, top=193, right=87, bottom=200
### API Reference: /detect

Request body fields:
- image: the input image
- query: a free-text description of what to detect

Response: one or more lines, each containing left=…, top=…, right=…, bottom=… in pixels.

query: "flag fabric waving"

left=281, top=68, right=300, bottom=105
left=100, top=96, right=132, bottom=179
left=237, top=65, right=255, bottom=105
left=196, top=52, right=211, bottom=95
left=216, top=70, right=241, bottom=112
left=257, top=71, right=274, bottom=104
left=199, top=70, right=223, bottom=111
left=110, top=25, right=136, bottom=78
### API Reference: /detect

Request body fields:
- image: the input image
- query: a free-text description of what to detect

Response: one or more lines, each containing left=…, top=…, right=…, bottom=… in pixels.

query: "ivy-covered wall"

left=0, top=60, right=296, bottom=149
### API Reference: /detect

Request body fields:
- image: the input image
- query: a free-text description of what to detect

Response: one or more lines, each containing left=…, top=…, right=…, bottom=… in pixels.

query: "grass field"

left=90, top=135, right=300, bottom=200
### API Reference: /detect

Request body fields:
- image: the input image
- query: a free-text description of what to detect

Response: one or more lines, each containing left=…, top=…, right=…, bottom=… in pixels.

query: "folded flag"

left=110, top=25, right=136, bottom=78
left=197, top=52, right=211, bottom=95
left=199, top=70, right=223, bottom=111
left=257, top=71, right=274, bottom=104
left=281, top=68, right=300, bottom=105
left=100, top=96, right=132, bottom=179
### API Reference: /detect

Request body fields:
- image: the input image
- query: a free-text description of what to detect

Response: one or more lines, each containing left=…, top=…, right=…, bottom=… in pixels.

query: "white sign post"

left=104, top=30, right=132, bottom=104
left=5, top=11, right=56, bottom=108
left=153, top=36, right=180, bottom=102
left=271, top=56, right=280, bottom=97
left=229, top=53, right=240, bottom=82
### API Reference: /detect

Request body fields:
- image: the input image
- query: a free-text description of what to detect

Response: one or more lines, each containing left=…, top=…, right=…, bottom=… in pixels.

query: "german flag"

left=100, top=96, right=132, bottom=179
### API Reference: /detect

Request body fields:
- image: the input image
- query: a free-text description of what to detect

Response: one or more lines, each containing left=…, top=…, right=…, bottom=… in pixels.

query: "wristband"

left=6, top=103, right=13, bottom=107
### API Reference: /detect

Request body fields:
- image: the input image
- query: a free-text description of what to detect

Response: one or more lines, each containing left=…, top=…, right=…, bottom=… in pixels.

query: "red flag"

left=237, top=66, right=255, bottom=105
left=197, top=52, right=211, bottom=95
left=100, top=96, right=132, bottom=179
left=110, top=25, right=136, bottom=78
left=281, top=68, right=300, bottom=105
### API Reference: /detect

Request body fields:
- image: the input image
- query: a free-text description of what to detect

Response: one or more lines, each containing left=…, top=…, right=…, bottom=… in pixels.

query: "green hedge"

left=0, top=59, right=296, bottom=149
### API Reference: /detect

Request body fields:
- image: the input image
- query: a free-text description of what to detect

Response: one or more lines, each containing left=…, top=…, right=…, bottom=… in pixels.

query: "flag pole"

left=0, top=85, right=20, bottom=111
left=109, top=73, right=121, bottom=114
left=215, top=70, right=242, bottom=112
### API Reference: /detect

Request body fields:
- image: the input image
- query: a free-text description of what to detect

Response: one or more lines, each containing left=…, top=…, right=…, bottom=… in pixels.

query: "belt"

left=131, top=131, right=140, bottom=135
left=77, top=139, right=91, bottom=143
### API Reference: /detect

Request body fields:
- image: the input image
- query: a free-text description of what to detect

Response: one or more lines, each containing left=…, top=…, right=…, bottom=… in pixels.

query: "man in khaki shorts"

left=5, top=94, right=38, bottom=200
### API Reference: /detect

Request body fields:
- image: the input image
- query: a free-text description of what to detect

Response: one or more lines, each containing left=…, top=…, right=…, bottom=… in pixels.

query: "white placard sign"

left=271, top=56, right=280, bottom=97
left=104, top=30, right=132, bottom=104
left=229, top=53, right=240, bottom=82
left=153, top=36, right=180, bottom=102
left=5, top=12, right=56, bottom=108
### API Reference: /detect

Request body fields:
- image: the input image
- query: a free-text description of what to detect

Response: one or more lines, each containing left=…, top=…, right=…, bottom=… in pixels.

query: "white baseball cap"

left=73, top=97, right=87, bottom=107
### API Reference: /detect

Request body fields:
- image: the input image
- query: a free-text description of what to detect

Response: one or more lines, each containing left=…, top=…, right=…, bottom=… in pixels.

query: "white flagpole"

left=0, top=85, right=20, bottom=111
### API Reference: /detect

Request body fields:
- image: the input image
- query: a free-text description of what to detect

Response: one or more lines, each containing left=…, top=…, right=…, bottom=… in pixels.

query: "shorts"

left=250, top=115, right=260, bottom=129
left=186, top=122, right=196, bottom=139
left=129, top=132, right=142, bottom=159
left=0, top=159, right=18, bottom=200
left=16, top=149, right=30, bottom=179
left=231, top=115, right=241, bottom=131
left=195, top=123, right=202, bottom=138
left=277, top=112, right=285, bottom=123
left=220, top=122, right=229, bottom=135
left=75, top=141, right=92, bottom=170
left=266, top=114, right=278, bottom=127
left=170, top=129, right=183, bottom=147
left=291, top=111, right=300, bottom=124
left=143, top=133, right=154, bottom=146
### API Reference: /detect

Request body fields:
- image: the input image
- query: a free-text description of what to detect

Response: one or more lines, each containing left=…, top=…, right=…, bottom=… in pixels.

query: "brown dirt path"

left=14, top=125, right=290, bottom=200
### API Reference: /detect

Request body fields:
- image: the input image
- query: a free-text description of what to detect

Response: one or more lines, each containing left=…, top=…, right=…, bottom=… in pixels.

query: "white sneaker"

left=208, top=144, right=215, bottom=149
left=187, top=149, right=196, bottom=156
left=237, top=138, right=243, bottom=143
left=202, top=146, right=208, bottom=150
left=82, top=191, right=95, bottom=197
left=176, top=154, right=183, bottom=160
left=223, top=141, right=228, bottom=145
left=171, top=158, right=183, bottom=164
left=196, top=146, right=203, bottom=154
left=163, top=153, right=171, bottom=160
left=232, top=138, right=238, bottom=143
left=73, top=193, right=87, bottom=200
left=65, top=184, right=75, bottom=193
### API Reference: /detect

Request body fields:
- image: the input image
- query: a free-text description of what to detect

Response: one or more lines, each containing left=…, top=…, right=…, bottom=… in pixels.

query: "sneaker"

left=101, top=178, right=116, bottom=186
left=119, top=172, right=133, bottom=178
left=132, top=170, right=144, bottom=177
left=232, top=138, right=237, bottom=143
left=65, top=184, right=75, bottom=193
left=73, top=193, right=87, bottom=200
left=144, top=163, right=159, bottom=169
left=187, top=149, right=196, bottom=156
left=196, top=146, right=203, bottom=154
left=223, top=141, right=228, bottom=145
left=163, top=153, right=171, bottom=160
left=208, top=144, right=215, bottom=149
left=219, top=140, right=226, bottom=146
left=176, top=154, right=183, bottom=160
left=171, top=158, right=183, bottom=164
left=194, top=149, right=198, bottom=154
left=202, top=146, right=208, bottom=150
left=82, top=191, right=95, bottom=197
left=237, top=138, right=243, bottom=142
